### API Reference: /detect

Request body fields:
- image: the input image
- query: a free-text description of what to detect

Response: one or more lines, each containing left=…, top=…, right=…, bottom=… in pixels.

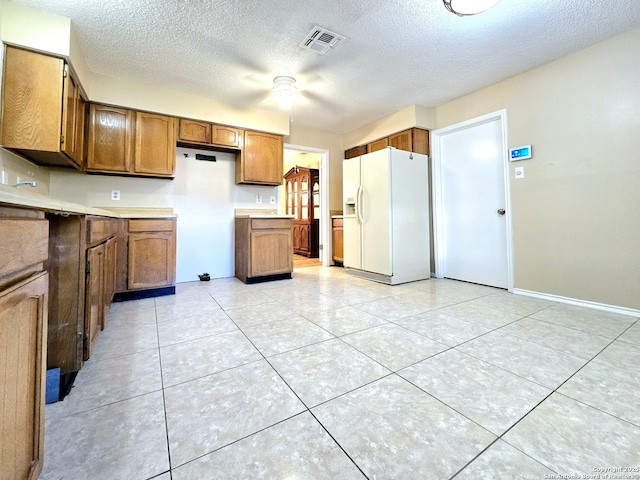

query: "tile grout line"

left=154, top=296, right=174, bottom=480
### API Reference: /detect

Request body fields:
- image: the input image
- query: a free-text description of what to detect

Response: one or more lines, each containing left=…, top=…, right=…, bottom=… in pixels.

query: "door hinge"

left=63, top=67, right=68, bottom=78
left=86, top=259, right=90, bottom=274
left=83, top=334, right=88, bottom=351
left=60, top=135, right=65, bottom=144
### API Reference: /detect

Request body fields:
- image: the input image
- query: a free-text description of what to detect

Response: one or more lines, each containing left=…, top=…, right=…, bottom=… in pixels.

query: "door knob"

left=497, top=209, right=506, bottom=215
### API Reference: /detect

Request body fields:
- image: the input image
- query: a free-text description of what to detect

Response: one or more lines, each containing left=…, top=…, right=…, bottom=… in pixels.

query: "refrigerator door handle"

left=357, top=185, right=365, bottom=224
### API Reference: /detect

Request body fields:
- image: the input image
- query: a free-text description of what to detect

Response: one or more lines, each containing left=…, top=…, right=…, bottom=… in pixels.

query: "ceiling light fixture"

left=443, top=0, right=501, bottom=16
left=272, top=76, right=297, bottom=109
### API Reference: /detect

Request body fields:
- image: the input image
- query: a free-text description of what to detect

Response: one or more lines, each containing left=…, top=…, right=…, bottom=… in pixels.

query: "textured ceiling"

left=9, top=0, right=640, bottom=134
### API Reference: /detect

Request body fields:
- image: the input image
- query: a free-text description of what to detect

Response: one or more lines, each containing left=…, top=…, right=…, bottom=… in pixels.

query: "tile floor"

left=41, top=267, right=640, bottom=479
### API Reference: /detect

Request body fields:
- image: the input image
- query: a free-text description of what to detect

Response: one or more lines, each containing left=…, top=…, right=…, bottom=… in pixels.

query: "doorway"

left=431, top=110, right=514, bottom=290
left=282, top=144, right=330, bottom=267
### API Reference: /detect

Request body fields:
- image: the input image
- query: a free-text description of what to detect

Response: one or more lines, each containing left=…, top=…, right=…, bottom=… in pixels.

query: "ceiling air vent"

left=300, top=26, right=345, bottom=55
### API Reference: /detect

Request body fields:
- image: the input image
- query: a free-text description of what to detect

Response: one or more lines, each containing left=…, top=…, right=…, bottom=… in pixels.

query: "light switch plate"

left=270, top=196, right=276, bottom=204
left=0, top=171, right=8, bottom=185
left=514, top=167, right=525, bottom=179
left=256, top=194, right=262, bottom=204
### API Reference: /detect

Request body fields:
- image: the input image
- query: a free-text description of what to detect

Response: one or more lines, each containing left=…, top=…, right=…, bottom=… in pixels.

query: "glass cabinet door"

left=312, top=181, right=320, bottom=219
left=293, top=179, right=299, bottom=218
left=301, top=176, right=308, bottom=220
left=286, top=180, right=293, bottom=215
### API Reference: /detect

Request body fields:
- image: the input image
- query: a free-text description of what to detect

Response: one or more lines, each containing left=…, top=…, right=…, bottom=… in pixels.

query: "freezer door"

left=342, top=157, right=362, bottom=269
left=361, top=149, right=392, bottom=275
left=342, top=157, right=361, bottom=217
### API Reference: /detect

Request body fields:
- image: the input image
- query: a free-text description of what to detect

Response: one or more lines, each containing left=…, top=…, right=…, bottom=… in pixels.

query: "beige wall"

left=435, top=28, right=640, bottom=310
left=0, top=1, right=70, bottom=57
left=90, top=74, right=289, bottom=135
left=343, top=104, right=436, bottom=149
left=285, top=124, right=344, bottom=212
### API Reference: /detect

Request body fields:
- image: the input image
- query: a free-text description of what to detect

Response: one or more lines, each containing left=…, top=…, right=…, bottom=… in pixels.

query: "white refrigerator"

left=343, top=147, right=430, bottom=285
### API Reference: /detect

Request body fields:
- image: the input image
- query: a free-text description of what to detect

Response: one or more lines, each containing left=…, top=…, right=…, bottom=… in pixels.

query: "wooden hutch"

left=284, top=166, right=320, bottom=257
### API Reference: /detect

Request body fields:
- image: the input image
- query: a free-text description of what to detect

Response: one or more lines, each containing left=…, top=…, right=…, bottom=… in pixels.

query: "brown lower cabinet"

left=46, top=215, right=117, bottom=386
left=115, top=217, right=177, bottom=296
left=235, top=217, right=293, bottom=283
left=332, top=217, right=344, bottom=264
left=0, top=210, right=49, bottom=480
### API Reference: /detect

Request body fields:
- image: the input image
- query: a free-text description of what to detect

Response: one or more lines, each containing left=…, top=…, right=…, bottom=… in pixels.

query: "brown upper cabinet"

left=389, top=128, right=430, bottom=154
left=344, top=145, right=367, bottom=159
left=236, top=130, right=284, bottom=186
left=367, top=137, right=389, bottom=153
left=1, top=46, right=86, bottom=169
left=134, top=112, right=176, bottom=176
left=177, top=119, right=242, bottom=149
left=86, top=105, right=176, bottom=178
left=345, top=127, right=430, bottom=159
left=86, top=105, right=133, bottom=173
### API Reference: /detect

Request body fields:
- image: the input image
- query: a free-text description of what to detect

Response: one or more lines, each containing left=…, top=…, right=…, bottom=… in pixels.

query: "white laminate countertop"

left=0, top=184, right=177, bottom=218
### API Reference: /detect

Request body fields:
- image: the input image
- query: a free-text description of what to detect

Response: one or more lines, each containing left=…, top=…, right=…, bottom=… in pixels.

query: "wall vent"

left=300, top=26, right=345, bottom=55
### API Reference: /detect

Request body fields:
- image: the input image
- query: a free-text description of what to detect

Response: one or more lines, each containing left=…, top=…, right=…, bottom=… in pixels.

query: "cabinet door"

left=249, top=229, right=293, bottom=277
left=134, top=112, right=176, bottom=176
left=344, top=145, right=367, bottom=159
left=299, top=224, right=310, bottom=255
left=74, top=94, right=87, bottom=168
left=1, top=46, right=64, bottom=153
left=292, top=224, right=301, bottom=251
left=103, top=236, right=117, bottom=327
left=85, top=243, right=104, bottom=360
left=61, top=67, right=79, bottom=164
left=367, top=137, right=388, bottom=153
left=128, top=233, right=175, bottom=290
left=0, top=272, right=48, bottom=480
left=212, top=125, right=241, bottom=148
left=332, top=219, right=344, bottom=262
left=237, top=131, right=283, bottom=185
left=388, top=129, right=413, bottom=152
left=178, top=119, right=211, bottom=144
left=87, top=105, right=133, bottom=173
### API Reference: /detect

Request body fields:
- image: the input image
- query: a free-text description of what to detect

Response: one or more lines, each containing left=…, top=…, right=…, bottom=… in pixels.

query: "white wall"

left=49, top=147, right=278, bottom=281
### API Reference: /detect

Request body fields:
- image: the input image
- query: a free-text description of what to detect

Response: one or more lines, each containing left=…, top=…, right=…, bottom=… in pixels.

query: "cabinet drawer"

left=250, top=218, right=292, bottom=230
left=86, top=217, right=116, bottom=244
left=0, top=219, right=49, bottom=281
left=128, top=218, right=175, bottom=233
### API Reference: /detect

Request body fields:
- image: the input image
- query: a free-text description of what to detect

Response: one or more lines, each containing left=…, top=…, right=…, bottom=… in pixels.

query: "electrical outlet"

left=256, top=194, right=262, bottom=204
left=111, top=190, right=121, bottom=201
left=514, top=167, right=525, bottom=179
left=0, top=171, right=8, bottom=185
left=270, top=196, right=276, bottom=204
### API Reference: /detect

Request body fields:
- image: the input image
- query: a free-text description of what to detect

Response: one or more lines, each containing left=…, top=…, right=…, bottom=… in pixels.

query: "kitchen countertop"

left=0, top=184, right=176, bottom=218
left=234, top=208, right=293, bottom=219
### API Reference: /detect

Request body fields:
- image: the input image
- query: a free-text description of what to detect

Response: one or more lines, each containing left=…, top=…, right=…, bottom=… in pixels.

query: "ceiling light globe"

left=443, top=0, right=501, bottom=16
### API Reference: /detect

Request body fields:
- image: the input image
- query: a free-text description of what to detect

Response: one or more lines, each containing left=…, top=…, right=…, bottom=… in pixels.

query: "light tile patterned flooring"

left=42, top=267, right=640, bottom=479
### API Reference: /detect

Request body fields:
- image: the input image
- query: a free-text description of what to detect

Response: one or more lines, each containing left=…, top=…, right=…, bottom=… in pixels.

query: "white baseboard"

left=512, top=288, right=640, bottom=318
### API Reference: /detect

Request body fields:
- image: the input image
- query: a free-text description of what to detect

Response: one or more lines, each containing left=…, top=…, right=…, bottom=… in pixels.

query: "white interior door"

left=435, top=114, right=510, bottom=289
